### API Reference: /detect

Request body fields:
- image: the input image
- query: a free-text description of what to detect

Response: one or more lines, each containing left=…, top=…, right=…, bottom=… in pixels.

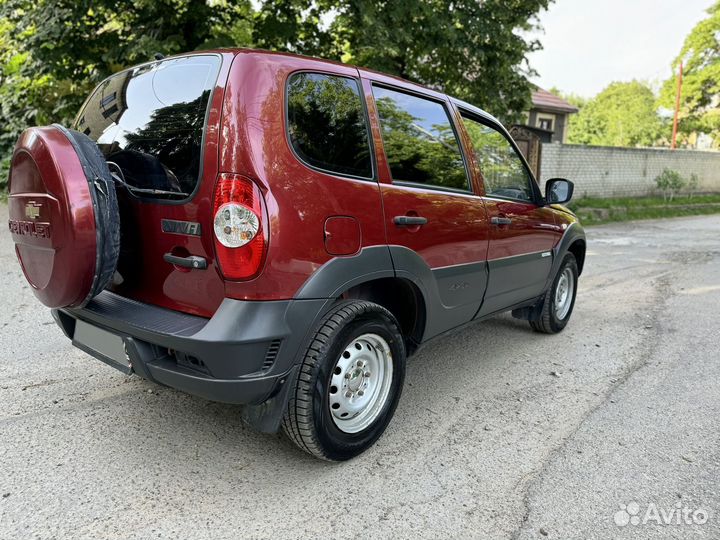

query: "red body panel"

left=217, top=53, right=386, bottom=301
left=483, top=199, right=560, bottom=259
left=446, top=100, right=563, bottom=259
left=376, top=184, right=490, bottom=268
left=359, top=72, right=491, bottom=272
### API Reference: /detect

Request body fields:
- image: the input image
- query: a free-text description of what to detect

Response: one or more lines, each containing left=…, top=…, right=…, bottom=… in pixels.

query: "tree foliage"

left=257, top=0, right=551, bottom=121
left=0, top=0, right=254, bottom=187
left=1, top=0, right=552, bottom=188
left=659, top=1, right=720, bottom=143
left=566, top=81, right=665, bottom=147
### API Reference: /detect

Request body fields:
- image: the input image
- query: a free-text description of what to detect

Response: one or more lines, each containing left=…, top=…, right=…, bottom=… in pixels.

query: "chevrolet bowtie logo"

left=25, top=202, right=41, bottom=220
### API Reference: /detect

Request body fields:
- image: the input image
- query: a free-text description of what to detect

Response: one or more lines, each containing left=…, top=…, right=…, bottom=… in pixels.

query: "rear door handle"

left=394, top=215, right=428, bottom=227
left=490, top=216, right=512, bottom=226
left=163, top=253, right=207, bottom=269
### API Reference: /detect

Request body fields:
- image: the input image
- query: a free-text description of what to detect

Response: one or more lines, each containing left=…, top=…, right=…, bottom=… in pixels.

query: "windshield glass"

left=74, top=55, right=221, bottom=199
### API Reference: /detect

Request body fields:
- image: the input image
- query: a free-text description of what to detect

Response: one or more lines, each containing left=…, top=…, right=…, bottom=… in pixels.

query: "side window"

left=461, top=115, right=534, bottom=202
left=287, top=73, right=372, bottom=178
left=372, top=86, right=469, bottom=191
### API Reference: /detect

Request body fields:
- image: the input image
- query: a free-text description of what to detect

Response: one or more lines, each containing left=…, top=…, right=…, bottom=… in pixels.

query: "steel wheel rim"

left=554, top=267, right=575, bottom=320
left=328, top=333, right=393, bottom=434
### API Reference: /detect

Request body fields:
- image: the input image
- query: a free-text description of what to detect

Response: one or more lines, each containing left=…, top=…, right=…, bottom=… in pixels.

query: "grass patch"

left=569, top=194, right=720, bottom=209
left=569, top=194, right=720, bottom=225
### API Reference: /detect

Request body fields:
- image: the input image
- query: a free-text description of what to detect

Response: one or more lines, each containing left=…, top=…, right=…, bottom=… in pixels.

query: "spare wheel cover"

left=7, top=125, right=120, bottom=308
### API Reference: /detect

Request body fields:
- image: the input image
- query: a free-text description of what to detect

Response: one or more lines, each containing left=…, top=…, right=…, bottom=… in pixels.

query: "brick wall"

left=540, top=143, right=720, bottom=198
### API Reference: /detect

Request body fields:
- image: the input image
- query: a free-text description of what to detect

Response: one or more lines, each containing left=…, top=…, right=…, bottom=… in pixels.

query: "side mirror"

left=545, top=178, right=574, bottom=205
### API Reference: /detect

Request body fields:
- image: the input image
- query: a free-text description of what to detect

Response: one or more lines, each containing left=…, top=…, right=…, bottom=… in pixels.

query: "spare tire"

left=7, top=125, right=120, bottom=308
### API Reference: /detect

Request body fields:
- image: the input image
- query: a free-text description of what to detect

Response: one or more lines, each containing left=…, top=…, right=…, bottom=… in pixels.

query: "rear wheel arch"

left=341, top=277, right=426, bottom=356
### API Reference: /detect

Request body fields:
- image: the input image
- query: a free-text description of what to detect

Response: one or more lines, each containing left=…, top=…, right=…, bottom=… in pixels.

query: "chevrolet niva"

left=7, top=50, right=585, bottom=460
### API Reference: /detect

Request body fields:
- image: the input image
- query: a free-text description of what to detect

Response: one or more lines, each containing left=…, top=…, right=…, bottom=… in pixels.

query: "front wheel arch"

left=568, top=239, right=586, bottom=275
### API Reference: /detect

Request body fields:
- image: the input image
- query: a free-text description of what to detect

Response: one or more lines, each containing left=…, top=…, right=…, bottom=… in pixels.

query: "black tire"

left=282, top=300, right=406, bottom=461
left=54, top=124, right=120, bottom=305
left=530, top=253, right=579, bottom=334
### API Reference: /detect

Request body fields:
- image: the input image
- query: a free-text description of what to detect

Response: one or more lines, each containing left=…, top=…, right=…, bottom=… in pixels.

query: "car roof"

left=178, top=48, right=501, bottom=124
left=449, top=96, right=504, bottom=128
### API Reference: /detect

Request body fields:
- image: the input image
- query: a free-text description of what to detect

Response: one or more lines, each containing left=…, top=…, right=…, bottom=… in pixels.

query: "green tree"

left=2, top=0, right=554, bottom=189
left=550, top=89, right=588, bottom=111
left=567, top=81, right=665, bottom=147
left=0, top=0, right=254, bottom=187
left=660, top=1, right=720, bottom=143
left=256, top=0, right=552, bottom=123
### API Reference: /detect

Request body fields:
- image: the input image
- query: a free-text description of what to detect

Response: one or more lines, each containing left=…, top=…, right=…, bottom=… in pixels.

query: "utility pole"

left=671, top=61, right=683, bottom=149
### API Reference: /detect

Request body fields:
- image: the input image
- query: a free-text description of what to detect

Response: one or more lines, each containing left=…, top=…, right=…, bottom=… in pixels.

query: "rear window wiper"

left=107, top=161, right=189, bottom=198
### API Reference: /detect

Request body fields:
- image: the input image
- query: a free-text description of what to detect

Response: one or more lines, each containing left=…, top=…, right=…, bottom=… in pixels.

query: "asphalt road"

left=1, top=205, right=719, bottom=539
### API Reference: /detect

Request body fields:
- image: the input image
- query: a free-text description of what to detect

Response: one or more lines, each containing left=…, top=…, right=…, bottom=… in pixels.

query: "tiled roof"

left=531, top=88, right=579, bottom=113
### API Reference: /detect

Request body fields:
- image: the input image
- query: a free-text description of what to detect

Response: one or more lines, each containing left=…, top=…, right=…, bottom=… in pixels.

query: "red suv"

left=8, top=50, right=585, bottom=460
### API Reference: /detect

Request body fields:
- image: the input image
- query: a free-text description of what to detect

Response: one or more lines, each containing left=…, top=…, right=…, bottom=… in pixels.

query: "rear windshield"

left=74, top=55, right=221, bottom=199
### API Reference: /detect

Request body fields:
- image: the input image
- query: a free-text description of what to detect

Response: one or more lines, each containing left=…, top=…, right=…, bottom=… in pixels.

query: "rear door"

left=457, top=111, right=561, bottom=316
left=360, top=74, right=490, bottom=338
left=74, top=53, right=233, bottom=317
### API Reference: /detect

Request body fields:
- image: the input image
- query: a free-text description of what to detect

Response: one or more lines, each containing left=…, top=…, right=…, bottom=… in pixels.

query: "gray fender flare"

left=545, top=221, right=586, bottom=291
left=295, top=244, right=482, bottom=341
left=294, top=245, right=396, bottom=299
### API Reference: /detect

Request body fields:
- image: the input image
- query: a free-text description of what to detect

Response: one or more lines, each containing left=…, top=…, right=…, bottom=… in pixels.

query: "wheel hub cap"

left=347, top=368, right=364, bottom=391
left=554, top=267, right=575, bottom=320
left=328, top=333, right=393, bottom=434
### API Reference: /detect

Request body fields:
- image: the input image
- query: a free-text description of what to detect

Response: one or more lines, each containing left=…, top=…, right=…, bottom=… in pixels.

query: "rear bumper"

left=54, top=291, right=327, bottom=405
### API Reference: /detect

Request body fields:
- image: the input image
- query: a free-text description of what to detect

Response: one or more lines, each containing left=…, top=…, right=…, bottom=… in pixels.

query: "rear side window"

left=287, top=73, right=372, bottom=178
left=75, top=55, right=221, bottom=199
left=372, top=86, right=469, bottom=191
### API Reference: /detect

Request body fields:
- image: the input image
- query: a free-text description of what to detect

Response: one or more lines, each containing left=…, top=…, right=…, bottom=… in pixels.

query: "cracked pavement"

left=1, top=205, right=719, bottom=539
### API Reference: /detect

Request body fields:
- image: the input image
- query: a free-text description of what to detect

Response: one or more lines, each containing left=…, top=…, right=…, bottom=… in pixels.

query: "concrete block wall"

left=540, top=143, right=720, bottom=198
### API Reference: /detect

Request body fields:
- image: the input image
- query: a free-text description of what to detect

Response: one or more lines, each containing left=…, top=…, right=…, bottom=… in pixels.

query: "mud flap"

left=240, top=365, right=300, bottom=433
left=511, top=298, right=545, bottom=322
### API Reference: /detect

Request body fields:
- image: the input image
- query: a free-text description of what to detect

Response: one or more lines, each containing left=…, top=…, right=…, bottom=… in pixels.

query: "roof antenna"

left=153, top=52, right=165, bottom=61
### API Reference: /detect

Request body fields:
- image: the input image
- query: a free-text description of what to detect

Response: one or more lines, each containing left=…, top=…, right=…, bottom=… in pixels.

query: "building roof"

left=531, top=88, right=579, bottom=114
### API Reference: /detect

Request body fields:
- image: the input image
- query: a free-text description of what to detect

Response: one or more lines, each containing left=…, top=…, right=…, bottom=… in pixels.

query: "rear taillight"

left=212, top=174, right=267, bottom=280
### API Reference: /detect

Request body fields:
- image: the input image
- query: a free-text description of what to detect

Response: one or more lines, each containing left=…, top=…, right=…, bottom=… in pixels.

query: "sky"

left=529, top=0, right=715, bottom=97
